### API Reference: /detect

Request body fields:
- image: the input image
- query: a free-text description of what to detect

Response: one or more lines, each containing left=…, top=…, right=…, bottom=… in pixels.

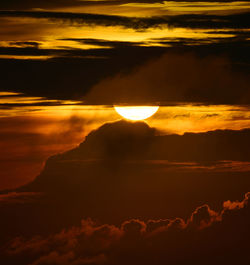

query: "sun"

left=114, top=106, right=159, bottom=121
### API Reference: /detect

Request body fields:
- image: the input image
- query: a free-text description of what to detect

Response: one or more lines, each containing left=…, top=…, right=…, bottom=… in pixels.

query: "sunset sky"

left=0, top=1, right=250, bottom=264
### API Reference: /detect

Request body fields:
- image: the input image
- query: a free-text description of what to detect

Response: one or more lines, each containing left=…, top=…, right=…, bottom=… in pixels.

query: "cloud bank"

left=2, top=192, right=250, bottom=265
left=0, top=120, right=249, bottom=264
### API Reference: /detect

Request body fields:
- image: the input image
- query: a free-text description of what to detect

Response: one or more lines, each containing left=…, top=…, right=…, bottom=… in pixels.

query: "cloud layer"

left=2, top=191, right=250, bottom=265
left=1, top=10, right=250, bottom=29
left=0, top=120, right=249, bottom=264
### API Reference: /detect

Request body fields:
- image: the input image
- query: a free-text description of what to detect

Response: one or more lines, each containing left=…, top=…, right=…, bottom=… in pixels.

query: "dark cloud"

left=23, top=121, right=250, bottom=220
left=0, top=43, right=249, bottom=103
left=60, top=38, right=142, bottom=48
left=0, top=9, right=249, bottom=104
left=151, top=33, right=250, bottom=47
left=0, top=121, right=248, bottom=236
left=1, top=35, right=248, bottom=59
left=1, top=10, right=250, bottom=30
left=1, top=192, right=250, bottom=265
left=0, top=0, right=249, bottom=106
left=0, top=45, right=166, bottom=100
left=62, top=33, right=250, bottom=48
left=0, top=41, right=143, bottom=58
left=1, top=0, right=249, bottom=12
left=0, top=0, right=168, bottom=11
left=7, top=41, right=40, bottom=48
left=42, top=120, right=250, bottom=162
left=0, top=115, right=91, bottom=190
left=86, top=52, right=250, bottom=105
left=0, top=120, right=249, bottom=263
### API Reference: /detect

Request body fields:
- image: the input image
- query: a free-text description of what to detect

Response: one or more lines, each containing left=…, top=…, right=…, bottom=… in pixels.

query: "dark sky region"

left=0, top=1, right=250, bottom=264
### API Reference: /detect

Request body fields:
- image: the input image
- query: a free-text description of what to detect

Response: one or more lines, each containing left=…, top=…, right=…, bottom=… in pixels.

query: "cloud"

left=2, top=192, right=250, bottom=265
left=0, top=114, right=93, bottom=190
left=0, top=192, right=41, bottom=204
left=8, top=120, right=248, bottom=226
left=188, top=204, right=219, bottom=229
left=45, top=120, right=250, bottom=162
left=0, top=120, right=250, bottom=259
left=1, top=0, right=249, bottom=12
left=0, top=43, right=167, bottom=100
left=86, top=52, right=250, bottom=105
left=0, top=0, right=167, bottom=11
left=1, top=10, right=250, bottom=30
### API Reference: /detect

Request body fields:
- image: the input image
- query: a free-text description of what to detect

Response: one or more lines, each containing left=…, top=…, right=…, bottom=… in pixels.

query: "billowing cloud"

left=0, top=120, right=249, bottom=264
left=0, top=120, right=247, bottom=238
left=2, top=192, right=250, bottom=265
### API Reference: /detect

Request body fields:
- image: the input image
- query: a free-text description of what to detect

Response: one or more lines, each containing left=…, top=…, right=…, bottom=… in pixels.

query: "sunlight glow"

left=114, top=106, right=159, bottom=120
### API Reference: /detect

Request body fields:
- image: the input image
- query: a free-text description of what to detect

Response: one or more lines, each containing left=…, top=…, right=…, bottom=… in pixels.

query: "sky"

left=0, top=1, right=250, bottom=264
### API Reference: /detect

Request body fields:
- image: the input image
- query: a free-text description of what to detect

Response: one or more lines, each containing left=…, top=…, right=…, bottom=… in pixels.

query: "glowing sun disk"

left=114, top=106, right=159, bottom=120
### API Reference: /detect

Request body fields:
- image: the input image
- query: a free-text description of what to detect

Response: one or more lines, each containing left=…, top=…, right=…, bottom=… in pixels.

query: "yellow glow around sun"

left=114, top=106, right=159, bottom=120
